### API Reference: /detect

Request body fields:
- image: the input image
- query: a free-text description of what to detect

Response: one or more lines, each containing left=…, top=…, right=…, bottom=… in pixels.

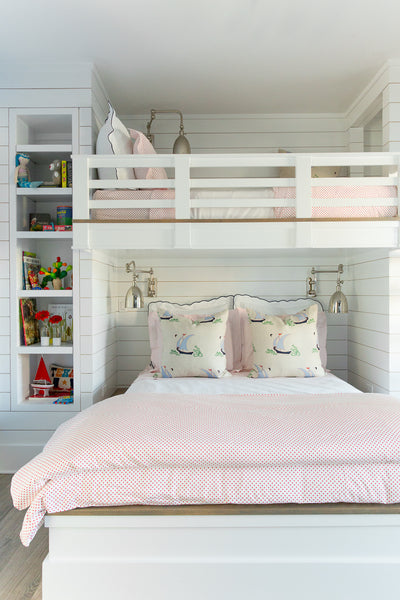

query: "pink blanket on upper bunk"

left=90, top=185, right=398, bottom=220
left=11, top=391, right=400, bottom=546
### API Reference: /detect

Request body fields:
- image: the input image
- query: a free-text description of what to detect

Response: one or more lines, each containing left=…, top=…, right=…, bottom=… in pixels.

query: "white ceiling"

left=2, top=0, right=400, bottom=115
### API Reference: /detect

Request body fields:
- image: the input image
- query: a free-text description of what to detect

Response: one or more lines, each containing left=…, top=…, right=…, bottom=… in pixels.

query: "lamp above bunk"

left=125, top=261, right=157, bottom=309
left=307, top=264, right=348, bottom=314
left=146, top=109, right=191, bottom=154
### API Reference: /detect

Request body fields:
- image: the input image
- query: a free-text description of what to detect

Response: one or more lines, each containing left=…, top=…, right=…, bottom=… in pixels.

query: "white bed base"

left=43, top=510, right=400, bottom=600
left=72, top=152, right=400, bottom=251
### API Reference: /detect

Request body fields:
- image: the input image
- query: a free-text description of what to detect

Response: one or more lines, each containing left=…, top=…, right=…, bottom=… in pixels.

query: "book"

left=22, top=251, right=36, bottom=290
left=19, top=298, right=39, bottom=345
left=66, top=160, right=72, bottom=187
left=61, top=160, right=67, bottom=188
left=29, top=213, right=52, bottom=231
left=48, top=303, right=73, bottom=342
left=22, top=254, right=41, bottom=290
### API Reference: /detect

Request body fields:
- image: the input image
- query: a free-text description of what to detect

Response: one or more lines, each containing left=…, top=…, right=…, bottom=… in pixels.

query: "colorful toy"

left=40, top=257, right=72, bottom=289
left=31, top=357, right=54, bottom=397
left=15, top=153, right=43, bottom=188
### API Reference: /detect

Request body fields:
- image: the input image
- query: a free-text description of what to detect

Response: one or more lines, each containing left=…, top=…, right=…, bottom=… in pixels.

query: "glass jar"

left=40, top=323, right=50, bottom=346
left=52, top=324, right=61, bottom=346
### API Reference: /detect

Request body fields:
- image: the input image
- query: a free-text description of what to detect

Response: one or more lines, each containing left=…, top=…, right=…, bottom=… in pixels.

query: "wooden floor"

left=0, top=474, right=47, bottom=600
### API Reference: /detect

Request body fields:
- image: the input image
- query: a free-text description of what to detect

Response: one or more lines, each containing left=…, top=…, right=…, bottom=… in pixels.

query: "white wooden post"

left=295, top=155, right=312, bottom=247
left=174, top=155, right=191, bottom=248
left=348, top=128, right=364, bottom=177
left=72, top=155, right=90, bottom=249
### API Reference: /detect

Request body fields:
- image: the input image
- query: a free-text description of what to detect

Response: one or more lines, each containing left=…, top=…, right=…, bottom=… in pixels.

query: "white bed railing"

left=72, top=152, right=400, bottom=250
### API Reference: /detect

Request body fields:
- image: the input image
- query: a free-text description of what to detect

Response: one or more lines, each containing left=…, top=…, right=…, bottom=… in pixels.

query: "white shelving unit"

left=9, top=108, right=80, bottom=412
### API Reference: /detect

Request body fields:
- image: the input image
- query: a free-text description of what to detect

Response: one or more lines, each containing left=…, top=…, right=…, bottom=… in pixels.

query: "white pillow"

left=96, top=102, right=135, bottom=181
left=247, top=304, right=324, bottom=378
left=234, top=295, right=327, bottom=370
left=148, top=297, right=236, bottom=370
left=156, top=309, right=229, bottom=378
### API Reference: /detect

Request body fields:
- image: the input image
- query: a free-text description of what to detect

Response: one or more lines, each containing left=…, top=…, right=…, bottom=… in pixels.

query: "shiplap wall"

left=389, top=251, right=400, bottom=398
left=347, top=250, right=391, bottom=394
left=123, top=113, right=347, bottom=156
left=114, top=253, right=348, bottom=389
left=80, top=250, right=118, bottom=408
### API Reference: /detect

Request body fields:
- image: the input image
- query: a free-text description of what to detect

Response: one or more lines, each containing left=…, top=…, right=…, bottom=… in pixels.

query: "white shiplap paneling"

left=114, top=254, right=348, bottom=388
left=79, top=250, right=118, bottom=408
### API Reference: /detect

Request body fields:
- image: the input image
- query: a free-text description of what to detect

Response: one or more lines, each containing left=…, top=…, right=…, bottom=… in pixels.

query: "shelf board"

left=16, top=187, right=72, bottom=199
left=18, top=343, right=73, bottom=355
left=18, top=289, right=73, bottom=298
left=16, top=144, right=72, bottom=153
left=18, top=399, right=76, bottom=412
left=16, top=231, right=72, bottom=239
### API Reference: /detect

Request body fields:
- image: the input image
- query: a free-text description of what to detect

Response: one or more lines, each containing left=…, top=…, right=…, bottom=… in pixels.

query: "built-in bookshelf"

left=9, top=108, right=80, bottom=411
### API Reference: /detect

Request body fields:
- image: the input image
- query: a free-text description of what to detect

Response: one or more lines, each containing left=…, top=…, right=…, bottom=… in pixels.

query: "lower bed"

left=12, top=372, right=400, bottom=600
left=11, top=371, right=400, bottom=546
left=91, top=185, right=398, bottom=220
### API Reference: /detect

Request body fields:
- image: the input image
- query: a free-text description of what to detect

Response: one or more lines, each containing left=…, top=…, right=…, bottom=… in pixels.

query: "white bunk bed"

left=72, top=151, right=400, bottom=251
left=13, top=150, right=400, bottom=600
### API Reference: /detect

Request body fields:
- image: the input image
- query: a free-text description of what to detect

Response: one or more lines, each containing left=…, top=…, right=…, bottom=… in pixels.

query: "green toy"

left=40, top=256, right=72, bottom=289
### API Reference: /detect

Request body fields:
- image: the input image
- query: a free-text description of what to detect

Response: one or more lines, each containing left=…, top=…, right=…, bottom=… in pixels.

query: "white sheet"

left=128, top=370, right=360, bottom=395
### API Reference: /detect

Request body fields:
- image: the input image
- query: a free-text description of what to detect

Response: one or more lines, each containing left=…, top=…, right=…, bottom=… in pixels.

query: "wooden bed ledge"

left=53, top=502, right=400, bottom=517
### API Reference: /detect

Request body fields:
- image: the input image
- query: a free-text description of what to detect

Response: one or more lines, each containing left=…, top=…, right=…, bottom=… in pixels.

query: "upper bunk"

left=72, top=152, right=400, bottom=251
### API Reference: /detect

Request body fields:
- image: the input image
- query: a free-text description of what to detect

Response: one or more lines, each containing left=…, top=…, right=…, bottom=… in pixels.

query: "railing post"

left=72, top=154, right=90, bottom=250
left=174, top=155, right=191, bottom=219
left=174, top=155, right=191, bottom=248
left=295, top=155, right=312, bottom=247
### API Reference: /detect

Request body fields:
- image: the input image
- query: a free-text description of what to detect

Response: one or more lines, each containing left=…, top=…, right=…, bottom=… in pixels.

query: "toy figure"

left=15, top=153, right=43, bottom=188
left=49, top=160, right=61, bottom=186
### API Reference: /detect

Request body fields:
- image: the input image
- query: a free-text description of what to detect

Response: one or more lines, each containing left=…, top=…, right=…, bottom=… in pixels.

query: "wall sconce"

left=306, top=263, right=348, bottom=314
left=125, top=261, right=157, bottom=309
left=146, top=109, right=191, bottom=154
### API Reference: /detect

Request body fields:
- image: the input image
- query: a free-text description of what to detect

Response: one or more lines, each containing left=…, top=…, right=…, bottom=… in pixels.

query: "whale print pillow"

left=247, top=304, right=324, bottom=378
left=156, top=309, right=229, bottom=378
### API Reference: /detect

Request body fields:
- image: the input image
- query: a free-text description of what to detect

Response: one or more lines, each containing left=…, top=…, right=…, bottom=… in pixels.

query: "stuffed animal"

left=49, top=160, right=61, bottom=186
left=15, top=153, right=43, bottom=188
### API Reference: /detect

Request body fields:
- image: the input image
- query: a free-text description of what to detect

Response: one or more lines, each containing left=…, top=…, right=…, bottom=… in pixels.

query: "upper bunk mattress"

left=92, top=188, right=275, bottom=220
left=91, top=185, right=398, bottom=220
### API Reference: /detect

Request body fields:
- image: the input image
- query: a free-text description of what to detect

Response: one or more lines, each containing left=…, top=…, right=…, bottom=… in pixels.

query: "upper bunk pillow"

left=246, top=304, right=324, bottom=378
left=234, top=295, right=327, bottom=370
left=129, top=129, right=168, bottom=181
left=156, top=309, right=230, bottom=378
left=278, top=149, right=341, bottom=178
left=96, top=102, right=136, bottom=182
left=148, top=297, right=238, bottom=371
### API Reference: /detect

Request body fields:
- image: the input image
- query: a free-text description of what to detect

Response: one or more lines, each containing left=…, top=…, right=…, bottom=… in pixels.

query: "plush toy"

left=15, top=153, right=43, bottom=188
left=49, top=160, right=61, bottom=186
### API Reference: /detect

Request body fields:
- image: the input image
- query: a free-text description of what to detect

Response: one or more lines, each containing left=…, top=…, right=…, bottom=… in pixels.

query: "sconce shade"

left=173, top=133, right=191, bottom=154
left=328, top=289, right=348, bottom=314
left=125, top=284, right=144, bottom=309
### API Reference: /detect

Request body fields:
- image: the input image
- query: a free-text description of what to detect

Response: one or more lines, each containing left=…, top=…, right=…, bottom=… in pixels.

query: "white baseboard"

left=0, top=443, right=44, bottom=473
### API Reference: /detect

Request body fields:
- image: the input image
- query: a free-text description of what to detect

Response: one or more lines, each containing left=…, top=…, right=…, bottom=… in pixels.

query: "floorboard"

left=0, top=474, right=47, bottom=600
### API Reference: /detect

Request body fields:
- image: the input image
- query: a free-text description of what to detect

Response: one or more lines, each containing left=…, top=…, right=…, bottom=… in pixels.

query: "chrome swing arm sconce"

left=146, top=109, right=191, bottom=154
left=125, top=261, right=157, bottom=309
left=306, top=263, right=348, bottom=313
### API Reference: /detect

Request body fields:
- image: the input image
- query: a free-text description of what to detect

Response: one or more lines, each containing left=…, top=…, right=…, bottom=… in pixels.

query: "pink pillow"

left=129, top=129, right=168, bottom=181
left=149, top=309, right=240, bottom=372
